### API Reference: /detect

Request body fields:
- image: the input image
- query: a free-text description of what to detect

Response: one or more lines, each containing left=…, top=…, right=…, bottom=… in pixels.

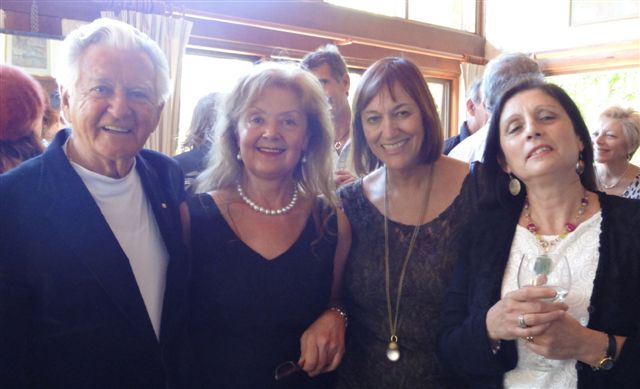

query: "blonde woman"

left=592, top=106, right=640, bottom=199
left=188, top=62, right=351, bottom=388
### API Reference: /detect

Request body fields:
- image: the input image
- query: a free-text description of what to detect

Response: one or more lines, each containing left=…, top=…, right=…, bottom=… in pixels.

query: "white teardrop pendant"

left=386, top=340, right=400, bottom=362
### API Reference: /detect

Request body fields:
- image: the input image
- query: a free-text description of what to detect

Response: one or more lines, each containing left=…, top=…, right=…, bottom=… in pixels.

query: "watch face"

left=600, top=357, right=614, bottom=370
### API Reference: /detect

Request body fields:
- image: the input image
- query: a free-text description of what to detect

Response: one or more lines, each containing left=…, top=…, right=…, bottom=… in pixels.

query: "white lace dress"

left=501, top=212, right=602, bottom=389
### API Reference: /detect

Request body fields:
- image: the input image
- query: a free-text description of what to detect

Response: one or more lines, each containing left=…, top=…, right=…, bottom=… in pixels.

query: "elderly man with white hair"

left=0, top=18, right=189, bottom=388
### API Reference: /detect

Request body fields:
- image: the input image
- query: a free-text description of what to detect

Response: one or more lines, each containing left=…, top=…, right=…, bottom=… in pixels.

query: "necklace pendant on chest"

left=386, top=340, right=400, bottom=362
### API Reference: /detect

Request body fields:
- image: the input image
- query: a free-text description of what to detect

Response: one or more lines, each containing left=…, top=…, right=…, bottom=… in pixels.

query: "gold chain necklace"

left=383, top=164, right=433, bottom=362
left=598, top=164, right=629, bottom=190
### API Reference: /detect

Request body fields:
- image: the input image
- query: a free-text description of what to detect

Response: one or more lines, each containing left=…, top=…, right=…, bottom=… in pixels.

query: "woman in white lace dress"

left=438, top=79, right=640, bottom=388
left=592, top=106, right=640, bottom=199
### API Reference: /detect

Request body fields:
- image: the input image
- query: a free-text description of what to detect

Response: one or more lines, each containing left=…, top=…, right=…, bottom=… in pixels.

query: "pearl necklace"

left=598, top=164, right=629, bottom=189
left=524, top=190, right=589, bottom=252
left=236, top=183, right=298, bottom=216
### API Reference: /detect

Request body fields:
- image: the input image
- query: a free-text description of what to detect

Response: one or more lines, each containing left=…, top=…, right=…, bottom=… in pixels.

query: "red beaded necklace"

left=524, top=191, right=589, bottom=252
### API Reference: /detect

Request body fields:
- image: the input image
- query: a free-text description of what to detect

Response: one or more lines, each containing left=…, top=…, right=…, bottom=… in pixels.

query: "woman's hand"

left=525, top=316, right=626, bottom=366
left=524, top=313, right=592, bottom=359
left=485, top=287, right=568, bottom=342
left=334, top=170, right=357, bottom=187
left=298, top=308, right=346, bottom=377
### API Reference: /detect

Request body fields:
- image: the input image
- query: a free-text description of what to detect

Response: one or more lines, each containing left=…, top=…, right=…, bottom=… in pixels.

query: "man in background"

left=302, top=44, right=356, bottom=185
left=443, top=78, right=488, bottom=155
left=449, top=53, right=543, bottom=163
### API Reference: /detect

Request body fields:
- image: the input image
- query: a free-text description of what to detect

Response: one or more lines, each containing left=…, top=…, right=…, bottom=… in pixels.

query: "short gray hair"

left=58, top=18, right=171, bottom=104
left=466, top=78, right=483, bottom=104
left=483, top=52, right=543, bottom=112
left=600, top=105, right=640, bottom=159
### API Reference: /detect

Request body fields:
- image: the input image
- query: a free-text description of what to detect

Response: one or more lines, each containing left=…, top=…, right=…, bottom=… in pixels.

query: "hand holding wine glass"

left=517, top=252, right=571, bottom=370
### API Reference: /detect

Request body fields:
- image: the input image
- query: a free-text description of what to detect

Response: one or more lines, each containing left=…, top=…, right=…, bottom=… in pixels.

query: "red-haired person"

left=0, top=64, right=45, bottom=173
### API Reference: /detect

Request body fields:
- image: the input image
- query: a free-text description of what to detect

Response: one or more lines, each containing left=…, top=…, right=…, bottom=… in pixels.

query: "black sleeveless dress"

left=188, top=194, right=337, bottom=389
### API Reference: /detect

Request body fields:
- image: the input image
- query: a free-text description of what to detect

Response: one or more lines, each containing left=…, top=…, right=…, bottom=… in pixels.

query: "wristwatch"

left=594, top=333, right=616, bottom=371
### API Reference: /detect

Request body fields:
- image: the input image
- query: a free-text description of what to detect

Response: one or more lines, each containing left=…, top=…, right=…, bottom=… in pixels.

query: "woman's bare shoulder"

left=436, top=156, right=470, bottom=183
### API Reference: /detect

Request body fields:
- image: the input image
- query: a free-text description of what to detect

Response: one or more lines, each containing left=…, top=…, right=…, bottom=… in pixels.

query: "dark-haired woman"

left=438, top=79, right=640, bottom=388
left=336, top=57, right=476, bottom=387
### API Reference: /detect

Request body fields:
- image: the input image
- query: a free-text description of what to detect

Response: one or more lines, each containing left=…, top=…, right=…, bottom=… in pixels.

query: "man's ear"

left=341, top=73, right=350, bottom=94
left=465, top=98, right=475, bottom=116
left=61, top=87, right=72, bottom=124
left=151, top=102, right=165, bottom=133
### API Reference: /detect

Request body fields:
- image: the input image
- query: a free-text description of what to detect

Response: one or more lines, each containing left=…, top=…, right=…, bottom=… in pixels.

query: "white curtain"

left=101, top=10, right=193, bottom=155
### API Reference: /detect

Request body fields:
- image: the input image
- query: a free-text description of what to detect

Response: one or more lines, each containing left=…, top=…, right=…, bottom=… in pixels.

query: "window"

left=547, top=68, right=640, bottom=163
left=409, top=0, right=476, bottom=33
left=325, top=0, right=476, bottom=32
left=177, top=53, right=254, bottom=152
left=427, top=79, right=451, bottom=137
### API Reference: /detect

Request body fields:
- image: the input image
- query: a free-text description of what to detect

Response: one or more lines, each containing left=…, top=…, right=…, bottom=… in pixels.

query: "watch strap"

left=593, top=333, right=616, bottom=371
left=606, top=333, right=616, bottom=360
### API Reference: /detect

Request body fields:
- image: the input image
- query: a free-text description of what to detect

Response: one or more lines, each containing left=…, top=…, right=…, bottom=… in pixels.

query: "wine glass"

left=517, top=252, right=571, bottom=370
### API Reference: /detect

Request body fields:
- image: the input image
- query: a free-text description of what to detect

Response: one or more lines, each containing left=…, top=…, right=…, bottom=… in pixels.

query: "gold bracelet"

left=328, top=307, right=348, bottom=328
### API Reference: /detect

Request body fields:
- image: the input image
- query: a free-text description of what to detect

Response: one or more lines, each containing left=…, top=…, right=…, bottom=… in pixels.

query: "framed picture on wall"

left=5, top=34, right=50, bottom=76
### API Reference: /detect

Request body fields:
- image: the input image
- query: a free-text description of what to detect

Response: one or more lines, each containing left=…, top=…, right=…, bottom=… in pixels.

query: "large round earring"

left=508, top=174, right=521, bottom=196
left=575, top=152, right=585, bottom=175
left=236, top=153, right=242, bottom=161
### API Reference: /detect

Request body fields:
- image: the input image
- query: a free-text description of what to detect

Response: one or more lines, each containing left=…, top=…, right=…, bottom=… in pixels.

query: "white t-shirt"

left=501, top=212, right=602, bottom=389
left=449, top=123, right=489, bottom=163
left=66, top=148, right=169, bottom=340
left=333, top=138, right=353, bottom=173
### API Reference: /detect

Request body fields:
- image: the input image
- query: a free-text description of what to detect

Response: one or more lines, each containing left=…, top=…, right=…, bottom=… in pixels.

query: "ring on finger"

left=517, top=314, right=529, bottom=329
left=525, top=336, right=534, bottom=343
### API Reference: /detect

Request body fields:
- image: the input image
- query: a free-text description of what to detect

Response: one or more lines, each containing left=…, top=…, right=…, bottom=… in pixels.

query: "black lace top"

left=336, top=175, right=476, bottom=389
left=188, top=193, right=337, bottom=389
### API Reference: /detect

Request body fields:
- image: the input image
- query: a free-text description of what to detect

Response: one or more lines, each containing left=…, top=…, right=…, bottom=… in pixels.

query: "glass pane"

left=409, top=0, right=476, bottom=32
left=427, top=81, right=444, bottom=118
left=547, top=68, right=640, bottom=163
left=325, top=0, right=405, bottom=18
left=427, top=79, right=451, bottom=138
left=177, top=54, right=254, bottom=153
left=348, top=71, right=362, bottom=107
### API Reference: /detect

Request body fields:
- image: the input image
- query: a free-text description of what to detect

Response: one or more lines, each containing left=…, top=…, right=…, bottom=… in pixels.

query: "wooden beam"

left=535, top=40, right=640, bottom=75
left=178, top=1, right=484, bottom=61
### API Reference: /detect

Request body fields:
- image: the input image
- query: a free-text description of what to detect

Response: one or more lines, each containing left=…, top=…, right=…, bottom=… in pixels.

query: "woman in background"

left=591, top=106, right=640, bottom=199
left=336, top=57, right=475, bottom=388
left=174, top=92, right=220, bottom=191
left=0, top=64, right=45, bottom=173
left=188, top=62, right=350, bottom=388
left=438, top=79, right=640, bottom=388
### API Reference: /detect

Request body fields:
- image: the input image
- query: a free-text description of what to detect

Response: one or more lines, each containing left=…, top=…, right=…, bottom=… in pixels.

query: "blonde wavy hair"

left=195, top=61, right=336, bottom=206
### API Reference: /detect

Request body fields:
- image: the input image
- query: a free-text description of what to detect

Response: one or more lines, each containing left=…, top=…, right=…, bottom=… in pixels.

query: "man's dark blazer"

left=0, top=129, right=190, bottom=388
